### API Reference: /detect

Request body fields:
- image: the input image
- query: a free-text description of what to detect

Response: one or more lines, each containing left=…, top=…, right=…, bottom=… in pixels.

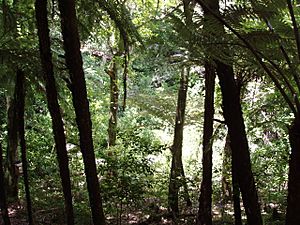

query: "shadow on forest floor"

left=0, top=202, right=285, bottom=225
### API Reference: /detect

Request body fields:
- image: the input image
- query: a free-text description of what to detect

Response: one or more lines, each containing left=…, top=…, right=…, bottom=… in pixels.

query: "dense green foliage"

left=0, top=0, right=299, bottom=224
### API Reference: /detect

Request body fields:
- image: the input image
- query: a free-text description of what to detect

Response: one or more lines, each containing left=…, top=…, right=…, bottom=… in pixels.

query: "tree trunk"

left=286, top=117, right=300, bottom=225
left=57, top=0, right=106, bottom=224
left=15, top=70, right=33, bottom=225
left=35, top=1, right=75, bottom=224
left=122, top=50, right=128, bottom=112
left=168, top=67, right=191, bottom=218
left=107, top=59, right=118, bottom=147
left=197, top=62, right=215, bottom=225
left=222, top=125, right=242, bottom=225
left=216, top=61, right=262, bottom=225
left=221, top=134, right=232, bottom=210
left=0, top=142, right=11, bottom=225
left=5, top=87, right=19, bottom=202
left=197, top=0, right=262, bottom=224
left=232, top=143, right=242, bottom=225
left=180, top=162, right=192, bottom=207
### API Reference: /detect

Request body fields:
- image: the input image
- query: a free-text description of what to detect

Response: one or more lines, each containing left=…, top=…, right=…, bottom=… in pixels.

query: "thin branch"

left=195, top=0, right=297, bottom=115
left=287, top=0, right=300, bottom=62
left=214, top=118, right=226, bottom=124
left=259, top=11, right=300, bottom=95
left=256, top=50, right=297, bottom=97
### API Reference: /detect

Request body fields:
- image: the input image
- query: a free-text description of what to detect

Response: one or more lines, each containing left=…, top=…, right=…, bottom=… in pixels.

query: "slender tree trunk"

left=57, top=0, right=106, bottom=224
left=168, top=67, right=191, bottom=218
left=107, top=59, right=118, bottom=147
left=222, top=123, right=242, bottom=225
left=198, top=1, right=262, bottom=224
left=232, top=144, right=242, bottom=225
left=220, top=124, right=242, bottom=225
left=15, top=70, right=33, bottom=225
left=216, top=61, right=262, bottom=225
left=35, top=1, right=75, bottom=224
left=122, top=50, right=128, bottom=112
left=0, top=142, right=11, bottom=225
left=232, top=81, right=243, bottom=225
left=197, top=62, right=215, bottom=225
left=180, top=162, right=192, bottom=207
left=221, top=134, right=232, bottom=210
left=5, top=89, right=19, bottom=202
left=286, top=117, right=300, bottom=225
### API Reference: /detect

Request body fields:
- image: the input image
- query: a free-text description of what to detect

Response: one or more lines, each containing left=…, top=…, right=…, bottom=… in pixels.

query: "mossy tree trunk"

left=168, top=67, right=191, bottom=218
left=107, top=58, right=119, bottom=147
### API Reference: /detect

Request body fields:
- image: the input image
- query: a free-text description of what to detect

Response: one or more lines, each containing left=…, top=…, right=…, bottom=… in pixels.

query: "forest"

left=0, top=0, right=299, bottom=224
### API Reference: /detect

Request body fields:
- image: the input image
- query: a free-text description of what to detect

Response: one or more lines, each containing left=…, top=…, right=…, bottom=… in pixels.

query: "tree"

left=16, top=69, right=33, bottom=225
left=107, top=58, right=119, bottom=147
left=196, top=0, right=263, bottom=224
left=0, top=142, right=11, bottom=225
left=195, top=1, right=300, bottom=223
left=57, top=0, right=106, bottom=224
left=5, top=74, right=19, bottom=202
left=35, top=0, right=74, bottom=224
left=197, top=62, right=215, bottom=225
left=168, top=66, right=191, bottom=217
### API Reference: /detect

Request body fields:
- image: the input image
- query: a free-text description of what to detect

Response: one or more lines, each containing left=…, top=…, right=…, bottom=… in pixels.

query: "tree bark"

left=286, top=117, right=300, bottom=225
left=0, top=142, right=11, bottom=225
left=168, top=67, right=191, bottom=218
left=196, top=0, right=262, bottom=224
left=232, top=142, right=242, bottom=225
left=122, top=48, right=128, bottom=112
left=5, top=88, right=19, bottom=202
left=35, top=1, right=75, bottom=224
left=15, top=70, right=33, bottom=225
left=197, top=62, right=215, bottom=225
left=57, top=0, right=106, bottom=224
left=107, top=59, right=118, bottom=147
left=221, top=134, right=232, bottom=209
left=216, top=61, right=262, bottom=225
left=223, top=134, right=242, bottom=225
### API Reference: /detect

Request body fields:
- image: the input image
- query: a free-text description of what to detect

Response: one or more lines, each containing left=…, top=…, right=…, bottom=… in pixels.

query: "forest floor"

left=1, top=199, right=285, bottom=225
left=0, top=202, right=225, bottom=225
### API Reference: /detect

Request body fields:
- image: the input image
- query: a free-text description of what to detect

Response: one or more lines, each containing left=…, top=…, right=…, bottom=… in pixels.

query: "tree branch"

left=195, top=0, right=297, bottom=115
left=287, top=0, right=300, bottom=62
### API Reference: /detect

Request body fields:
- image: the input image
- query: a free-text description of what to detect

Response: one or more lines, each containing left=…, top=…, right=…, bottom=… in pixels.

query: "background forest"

left=0, top=0, right=299, bottom=225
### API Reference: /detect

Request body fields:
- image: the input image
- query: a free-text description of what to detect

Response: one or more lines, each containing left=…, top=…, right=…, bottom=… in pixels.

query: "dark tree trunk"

left=57, top=0, right=106, bottom=224
left=168, top=67, right=191, bottom=218
left=15, top=70, right=33, bottom=225
left=216, top=61, right=262, bottom=225
left=232, top=145, right=242, bottom=225
left=122, top=50, right=128, bottom=112
left=222, top=124, right=242, bottom=225
left=197, top=62, right=215, bottom=225
left=0, top=143, right=11, bottom=225
left=107, top=59, right=118, bottom=147
left=35, top=1, right=75, bottom=224
left=286, top=117, right=300, bottom=225
left=5, top=88, right=19, bottom=202
left=231, top=82, right=243, bottom=225
left=197, top=0, right=262, bottom=224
